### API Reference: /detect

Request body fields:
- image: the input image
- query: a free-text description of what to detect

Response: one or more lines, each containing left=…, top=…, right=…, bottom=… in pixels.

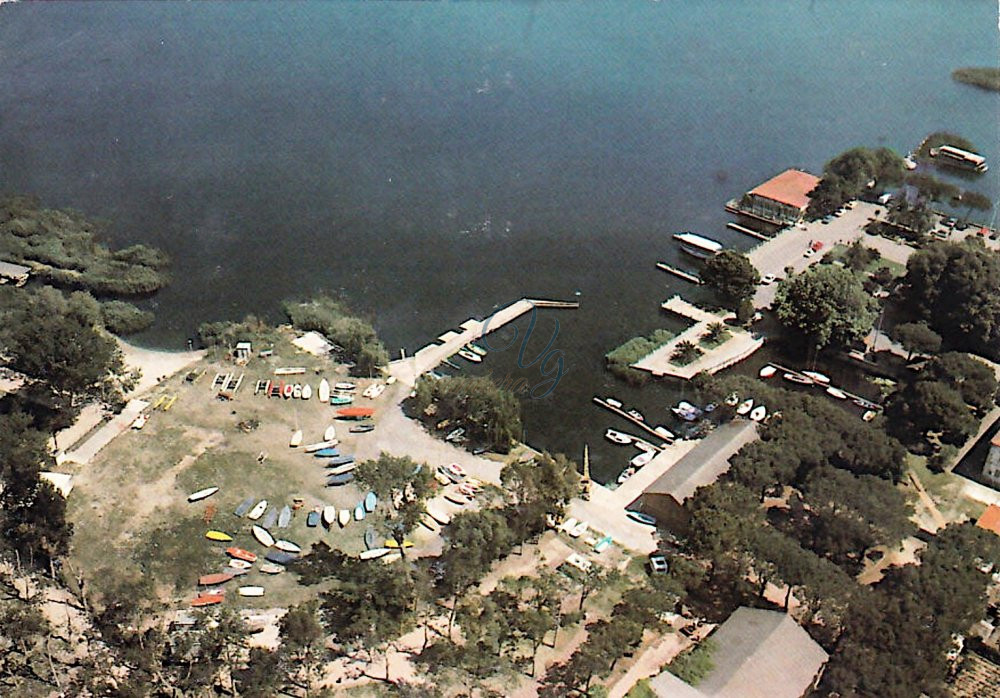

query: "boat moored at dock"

left=672, top=232, right=723, bottom=259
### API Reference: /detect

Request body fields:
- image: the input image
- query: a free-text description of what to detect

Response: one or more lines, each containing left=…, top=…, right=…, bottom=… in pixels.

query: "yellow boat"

left=162, top=395, right=178, bottom=411
left=384, top=539, right=414, bottom=549
left=151, top=395, right=167, bottom=410
left=205, top=530, right=233, bottom=542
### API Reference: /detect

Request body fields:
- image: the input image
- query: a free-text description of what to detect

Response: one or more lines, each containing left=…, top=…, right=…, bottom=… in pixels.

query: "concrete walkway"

left=607, top=631, right=688, bottom=698
left=61, top=399, right=148, bottom=466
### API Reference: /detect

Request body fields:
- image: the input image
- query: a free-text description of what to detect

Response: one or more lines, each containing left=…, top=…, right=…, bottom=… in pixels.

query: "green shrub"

left=100, top=300, right=155, bottom=335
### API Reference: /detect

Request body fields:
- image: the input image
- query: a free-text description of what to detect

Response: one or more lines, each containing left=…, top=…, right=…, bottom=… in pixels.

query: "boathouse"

left=726, top=169, right=821, bottom=227
left=0, top=260, right=30, bottom=286
left=983, top=433, right=1000, bottom=488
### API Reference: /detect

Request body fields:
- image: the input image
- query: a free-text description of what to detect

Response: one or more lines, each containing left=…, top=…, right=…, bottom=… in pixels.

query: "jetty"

left=593, top=397, right=669, bottom=448
left=655, top=262, right=702, bottom=285
left=726, top=222, right=769, bottom=240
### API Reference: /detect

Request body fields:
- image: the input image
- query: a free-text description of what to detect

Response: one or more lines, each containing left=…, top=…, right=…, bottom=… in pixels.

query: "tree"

left=886, top=380, right=977, bottom=446
left=407, top=375, right=522, bottom=452
left=923, top=352, right=998, bottom=415
left=806, top=147, right=904, bottom=218
left=501, top=452, right=578, bottom=543
left=842, top=240, right=879, bottom=272
left=355, top=453, right=433, bottom=553
left=671, top=340, right=702, bottom=366
left=904, top=172, right=960, bottom=203
left=279, top=602, right=326, bottom=695
left=735, top=298, right=755, bottom=326
left=886, top=197, right=933, bottom=238
left=954, top=189, right=992, bottom=224
left=701, top=322, right=727, bottom=345
left=701, top=251, right=760, bottom=310
left=893, top=322, right=941, bottom=360
left=773, top=265, right=878, bottom=350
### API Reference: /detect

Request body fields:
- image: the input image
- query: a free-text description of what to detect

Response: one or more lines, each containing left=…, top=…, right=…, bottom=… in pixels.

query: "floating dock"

left=726, top=222, right=769, bottom=240
left=656, top=263, right=703, bottom=285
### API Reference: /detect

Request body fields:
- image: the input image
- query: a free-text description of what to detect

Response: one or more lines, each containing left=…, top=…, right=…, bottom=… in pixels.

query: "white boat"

left=335, top=382, right=356, bottom=391
left=274, top=540, right=301, bottom=554
left=229, top=559, right=252, bottom=570
left=318, top=379, right=330, bottom=403
left=360, top=547, right=391, bottom=560
left=862, top=410, right=877, bottom=422
left=783, top=372, right=813, bottom=385
left=301, top=383, right=312, bottom=400
left=289, top=430, right=303, bottom=448
left=605, top=397, right=623, bottom=408
left=426, top=505, right=451, bottom=526
left=323, top=425, right=336, bottom=442
left=291, top=384, right=302, bottom=399
left=328, top=462, right=357, bottom=476
left=420, top=514, right=440, bottom=532
left=247, top=500, right=268, bottom=521
left=758, top=365, right=777, bottom=378
left=617, top=467, right=636, bottom=484
left=466, top=343, right=487, bottom=356
left=570, top=521, right=589, bottom=538
left=749, top=405, right=767, bottom=422
left=630, top=451, right=655, bottom=468
left=653, top=425, right=674, bottom=440
left=322, top=506, right=337, bottom=526
left=131, top=413, right=148, bottom=430
left=338, top=509, right=351, bottom=527
left=826, top=386, right=848, bottom=400
left=605, top=428, right=632, bottom=445
left=304, top=440, right=337, bottom=453
left=801, top=370, right=830, bottom=385
left=362, top=383, right=385, bottom=399
left=259, top=563, right=284, bottom=574
left=251, top=525, right=275, bottom=547
left=187, top=486, right=219, bottom=503
left=456, top=349, right=482, bottom=363
left=627, top=409, right=645, bottom=422
left=237, top=586, right=265, bottom=597
left=274, top=367, right=307, bottom=376
left=672, top=401, right=703, bottom=421
left=673, top=232, right=723, bottom=259
left=736, top=399, right=754, bottom=415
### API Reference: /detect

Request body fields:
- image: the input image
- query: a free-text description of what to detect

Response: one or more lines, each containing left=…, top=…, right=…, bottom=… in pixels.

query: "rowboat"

left=238, top=586, right=265, bottom=597
left=282, top=383, right=293, bottom=399
left=228, top=559, right=252, bottom=570
left=318, top=379, right=331, bottom=403
left=306, top=510, right=320, bottom=527
left=736, top=399, right=754, bottom=415
left=199, top=572, right=233, bottom=586
left=605, top=397, right=623, bottom=408
left=323, top=425, right=336, bottom=442
left=247, top=500, right=268, bottom=521
left=304, top=440, right=336, bottom=453
left=301, top=383, right=312, bottom=400
left=191, top=594, right=224, bottom=607
left=275, top=367, right=307, bottom=376
left=364, top=527, right=378, bottom=549
left=759, top=365, right=777, bottom=378
left=421, top=514, right=439, bottom=531
left=262, top=509, right=278, bottom=529
left=353, top=504, right=365, bottom=521
left=226, top=547, right=257, bottom=563
left=426, top=505, right=451, bottom=526
left=326, top=455, right=355, bottom=466
left=605, top=429, right=632, bottom=445
left=444, top=493, right=468, bottom=506
left=349, top=424, right=375, bottom=433
left=291, top=384, right=302, bottom=399
left=749, top=405, right=767, bottom=422
left=274, top=540, right=301, bottom=554
left=359, top=547, right=391, bottom=560
left=329, top=395, right=354, bottom=405
left=322, top=506, right=337, bottom=527
left=206, top=530, right=233, bottom=542
left=362, top=383, right=385, bottom=399
left=259, top=563, right=285, bottom=575
left=251, top=525, right=275, bottom=547
left=278, top=505, right=292, bottom=528
left=385, top=539, right=414, bottom=549
left=327, top=462, right=356, bottom=476
left=630, top=451, right=655, bottom=468
left=334, top=382, right=356, bottom=391
left=336, top=406, right=374, bottom=419
left=188, top=486, right=219, bottom=503
left=364, top=492, right=377, bottom=512
left=626, top=511, right=657, bottom=527
left=783, top=372, right=813, bottom=385
left=467, top=343, right=487, bottom=356
left=457, top=349, right=482, bottom=363
left=234, top=497, right=255, bottom=516
left=338, top=509, right=351, bottom=527
left=826, top=387, right=848, bottom=400
left=862, top=410, right=877, bottom=422
left=313, top=448, right=340, bottom=458
left=289, top=430, right=303, bottom=448
left=802, top=370, right=830, bottom=385
left=617, top=467, right=635, bottom=484
left=327, top=472, right=355, bottom=486
left=264, top=550, right=296, bottom=565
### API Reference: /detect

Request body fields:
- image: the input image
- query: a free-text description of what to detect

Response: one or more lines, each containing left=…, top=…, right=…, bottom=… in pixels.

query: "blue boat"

left=326, top=472, right=355, bottom=486
left=364, top=491, right=377, bottom=513
left=313, top=448, right=340, bottom=458
left=265, top=550, right=297, bottom=565
left=326, top=455, right=354, bottom=467
left=364, top=527, right=377, bottom=550
left=234, top=497, right=254, bottom=517
left=306, top=511, right=320, bottom=527
left=278, top=505, right=292, bottom=528
left=626, top=510, right=657, bottom=527
left=262, top=508, right=278, bottom=529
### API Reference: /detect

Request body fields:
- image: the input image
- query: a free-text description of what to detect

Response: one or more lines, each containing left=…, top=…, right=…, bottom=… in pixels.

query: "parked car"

left=761, top=273, right=777, bottom=285
left=943, top=216, right=958, bottom=228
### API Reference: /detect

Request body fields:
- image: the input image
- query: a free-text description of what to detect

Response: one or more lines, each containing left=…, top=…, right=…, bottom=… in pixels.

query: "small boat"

left=457, top=349, right=482, bottom=363
left=199, top=572, right=234, bottom=586
left=264, top=551, right=297, bottom=565
left=188, top=486, right=219, bottom=503
left=426, top=506, right=451, bottom=526
left=330, top=395, right=354, bottom=405
left=278, top=505, right=292, bottom=528
left=758, top=365, right=777, bottom=378
left=228, top=559, right=252, bottom=570
left=445, top=462, right=467, bottom=480
left=191, top=594, right=224, bottom=607
left=862, top=410, right=877, bottom=422
left=262, top=508, right=278, bottom=529
left=853, top=397, right=881, bottom=410
left=274, top=540, right=301, bottom=554
left=234, top=497, right=255, bottom=517
left=313, top=448, right=340, bottom=458
left=349, top=424, right=375, bottom=433
left=605, top=428, right=632, bottom=445
left=323, top=425, right=336, bottom=442
left=353, top=504, right=365, bottom=521
left=653, top=425, right=674, bottom=440
left=749, top=405, right=767, bottom=422
left=617, top=467, right=635, bottom=484
left=226, top=547, right=257, bottom=563
left=227, top=567, right=248, bottom=577
left=631, top=451, right=655, bottom=468
left=736, top=399, right=754, bottom=416
left=443, top=358, right=461, bottom=370
left=672, top=401, right=703, bottom=421
left=826, top=387, right=848, bottom=400
left=362, top=383, right=385, bottom=399
left=131, top=413, right=148, bottom=430
left=420, top=514, right=440, bottom=531
left=301, top=383, right=312, bottom=400
left=274, top=367, right=307, bottom=376
left=327, top=472, right=355, bottom=486
left=627, top=409, right=645, bottom=422
left=445, top=427, right=466, bottom=442
left=306, top=510, right=320, bottom=527
left=635, top=440, right=656, bottom=453
left=467, top=342, right=487, bottom=356
left=444, top=493, right=468, bottom=506
left=385, top=539, right=414, bottom=549
left=381, top=552, right=403, bottom=564
left=334, top=382, right=356, bottom=391
left=365, top=527, right=378, bottom=549
left=282, top=383, right=294, bottom=399
left=322, top=506, right=337, bottom=526
left=291, top=384, right=302, bottom=399
left=801, top=370, right=830, bottom=385
left=260, top=563, right=285, bottom=575
left=359, top=547, right=391, bottom=560
left=304, top=440, right=337, bottom=453
left=251, top=525, right=275, bottom=547
left=327, top=462, right=356, bottom=476
left=336, top=406, right=374, bottom=419
left=364, top=492, right=377, bottom=512
left=338, top=509, right=351, bottom=527
left=289, top=430, right=303, bottom=448
left=458, top=482, right=477, bottom=498
left=570, top=521, right=589, bottom=538
left=247, top=500, right=268, bottom=521
left=605, top=397, right=623, bottom=408
left=723, top=392, right=740, bottom=406
left=318, top=379, right=331, bottom=403
left=783, top=372, right=813, bottom=385
left=206, top=531, right=233, bottom=542
left=238, top=586, right=265, bottom=597
left=626, top=511, right=657, bottom=527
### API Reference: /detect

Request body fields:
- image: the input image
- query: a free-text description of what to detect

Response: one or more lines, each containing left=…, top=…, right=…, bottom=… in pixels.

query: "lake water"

left=1, top=1, right=997, bottom=482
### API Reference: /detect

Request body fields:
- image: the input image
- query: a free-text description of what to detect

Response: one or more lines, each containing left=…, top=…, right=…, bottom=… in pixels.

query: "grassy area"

left=952, top=67, right=1000, bottom=92
left=627, top=679, right=658, bottom=698
left=606, top=329, right=677, bottom=383
left=826, top=243, right=906, bottom=278
left=906, top=453, right=985, bottom=523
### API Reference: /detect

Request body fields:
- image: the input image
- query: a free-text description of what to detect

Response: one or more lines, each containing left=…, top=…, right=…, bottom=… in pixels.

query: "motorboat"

left=671, top=401, right=703, bottom=421
left=630, top=450, right=655, bottom=468
left=783, top=372, right=813, bottom=385
left=457, top=349, right=482, bottom=363
left=289, top=430, right=303, bottom=448
left=617, top=467, right=635, bottom=484
left=749, top=405, right=767, bottom=422
left=801, top=370, right=830, bottom=385
left=626, top=510, right=657, bottom=526
left=826, top=386, right=848, bottom=400
left=627, top=409, right=645, bottom=421
left=736, top=399, right=754, bottom=416
left=605, top=397, right=623, bottom=408
left=758, top=365, right=777, bottom=378
left=466, top=343, right=487, bottom=356
left=605, top=428, right=632, bottom=445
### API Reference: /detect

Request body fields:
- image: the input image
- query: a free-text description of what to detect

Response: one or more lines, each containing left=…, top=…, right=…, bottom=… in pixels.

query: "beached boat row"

left=758, top=364, right=882, bottom=418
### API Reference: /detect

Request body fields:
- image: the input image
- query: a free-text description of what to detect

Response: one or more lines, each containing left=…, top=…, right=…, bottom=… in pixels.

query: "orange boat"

left=226, top=547, right=257, bottom=563
left=336, top=406, right=374, bottom=419
left=191, top=593, right=225, bottom=607
left=198, top=572, right=234, bottom=586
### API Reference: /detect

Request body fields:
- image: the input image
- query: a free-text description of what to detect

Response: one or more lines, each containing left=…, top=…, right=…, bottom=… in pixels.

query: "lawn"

left=906, top=453, right=985, bottom=523
left=826, top=243, right=906, bottom=278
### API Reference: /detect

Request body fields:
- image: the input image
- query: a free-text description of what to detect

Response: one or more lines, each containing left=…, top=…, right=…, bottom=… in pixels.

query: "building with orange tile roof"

left=976, top=504, right=1000, bottom=537
left=726, top=169, right=821, bottom=226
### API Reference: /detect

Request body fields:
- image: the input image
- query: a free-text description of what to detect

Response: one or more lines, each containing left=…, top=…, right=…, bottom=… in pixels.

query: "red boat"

left=226, top=547, right=257, bottom=563
left=282, top=382, right=293, bottom=399
left=336, top=406, right=374, bottom=419
left=191, top=593, right=225, bottom=607
left=198, top=572, right=234, bottom=586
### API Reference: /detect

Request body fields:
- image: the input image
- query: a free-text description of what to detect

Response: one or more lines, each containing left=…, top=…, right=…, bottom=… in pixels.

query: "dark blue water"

left=1, top=1, right=997, bottom=481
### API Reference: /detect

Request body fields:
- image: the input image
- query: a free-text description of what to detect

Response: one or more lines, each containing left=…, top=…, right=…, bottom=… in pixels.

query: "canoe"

left=234, top=497, right=255, bottom=516
left=278, top=505, right=292, bottom=528
left=306, top=511, right=320, bottom=527
left=335, top=382, right=356, bottom=391
left=758, top=365, right=777, bottom=378
left=318, top=379, right=331, bottom=403
left=191, top=594, right=224, bottom=607
left=247, top=500, right=267, bottom=521
left=226, top=547, right=257, bottom=563
left=289, top=430, right=303, bottom=448
left=364, top=492, right=377, bottom=513
left=749, top=405, right=767, bottom=422
left=228, top=559, right=252, bottom=570
left=826, top=387, right=848, bottom=400
left=802, top=370, right=831, bottom=385
left=384, top=539, right=414, bottom=549
left=349, top=424, right=375, bottom=433
left=626, top=511, right=657, bottom=527
left=238, top=586, right=265, bottom=597
left=251, top=525, right=275, bottom=547
left=444, top=493, right=468, bottom=506
left=338, top=509, right=351, bottom=527
left=736, top=399, right=754, bottom=415
left=336, top=406, right=374, bottom=419
left=199, top=572, right=234, bottom=586
left=264, top=550, right=296, bottom=565
left=206, top=530, right=233, bottom=542
left=323, top=425, right=336, bottom=442
left=274, top=540, right=301, bottom=554
left=262, top=508, right=278, bottom=529
left=313, top=448, right=340, bottom=458
left=354, top=504, right=366, bottom=521
left=322, top=506, right=337, bottom=526
left=304, top=440, right=336, bottom=453
left=327, top=472, right=355, bottom=486
left=260, top=563, right=285, bottom=575
left=364, top=527, right=378, bottom=550
left=188, top=486, right=219, bottom=503
left=326, top=455, right=355, bottom=467
left=282, top=383, right=293, bottom=399
left=291, top=384, right=302, bottom=399
left=327, top=462, right=356, bottom=476
left=301, top=383, right=312, bottom=400
left=329, top=395, right=354, bottom=405
left=359, top=547, right=391, bottom=560
left=420, top=514, right=439, bottom=532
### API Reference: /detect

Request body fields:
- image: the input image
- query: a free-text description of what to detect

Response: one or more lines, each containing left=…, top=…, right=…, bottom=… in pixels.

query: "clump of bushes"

left=605, top=328, right=676, bottom=384
left=100, top=300, right=154, bottom=335
left=284, top=296, right=388, bottom=376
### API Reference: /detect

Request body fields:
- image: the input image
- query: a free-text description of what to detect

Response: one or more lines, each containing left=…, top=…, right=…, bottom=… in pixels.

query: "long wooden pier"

left=656, top=262, right=703, bottom=285
left=592, top=396, right=672, bottom=447
left=726, top=222, right=769, bottom=240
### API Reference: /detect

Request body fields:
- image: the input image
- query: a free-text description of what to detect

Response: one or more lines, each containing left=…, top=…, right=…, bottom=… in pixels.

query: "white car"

left=803, top=248, right=816, bottom=258
left=761, top=274, right=777, bottom=285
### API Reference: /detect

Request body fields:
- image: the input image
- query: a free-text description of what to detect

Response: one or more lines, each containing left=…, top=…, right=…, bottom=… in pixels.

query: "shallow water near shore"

left=1, top=1, right=997, bottom=482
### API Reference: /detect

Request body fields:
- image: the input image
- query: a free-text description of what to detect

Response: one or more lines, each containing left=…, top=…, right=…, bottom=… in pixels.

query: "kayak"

left=205, top=530, right=233, bottom=542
